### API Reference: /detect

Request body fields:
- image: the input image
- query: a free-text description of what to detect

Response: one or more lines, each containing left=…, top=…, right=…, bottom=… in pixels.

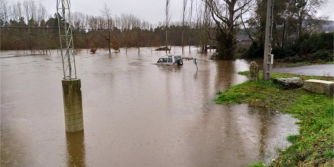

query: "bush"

left=304, top=50, right=333, bottom=62
left=297, top=32, right=333, bottom=55
left=242, top=32, right=333, bottom=61
left=272, top=47, right=296, bottom=59
left=242, top=41, right=264, bottom=59
left=237, top=47, right=248, bottom=54
left=283, top=55, right=303, bottom=63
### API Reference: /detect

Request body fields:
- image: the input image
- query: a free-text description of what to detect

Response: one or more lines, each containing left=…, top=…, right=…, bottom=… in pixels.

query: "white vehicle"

left=156, top=55, right=183, bottom=66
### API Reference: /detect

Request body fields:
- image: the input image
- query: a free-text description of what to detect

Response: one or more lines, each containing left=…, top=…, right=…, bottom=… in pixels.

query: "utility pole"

left=57, top=0, right=84, bottom=132
left=263, top=0, right=274, bottom=80
left=165, top=0, right=170, bottom=54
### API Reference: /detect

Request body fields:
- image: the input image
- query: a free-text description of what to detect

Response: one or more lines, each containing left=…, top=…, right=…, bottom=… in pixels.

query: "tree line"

left=1, top=0, right=333, bottom=61
left=204, top=0, right=333, bottom=60
left=0, top=0, right=213, bottom=54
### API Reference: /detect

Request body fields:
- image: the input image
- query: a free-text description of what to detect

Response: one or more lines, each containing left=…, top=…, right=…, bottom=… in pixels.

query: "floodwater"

left=1, top=47, right=298, bottom=167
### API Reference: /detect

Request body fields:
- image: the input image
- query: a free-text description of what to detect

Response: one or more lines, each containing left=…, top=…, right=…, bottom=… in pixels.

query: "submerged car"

left=156, top=55, right=183, bottom=66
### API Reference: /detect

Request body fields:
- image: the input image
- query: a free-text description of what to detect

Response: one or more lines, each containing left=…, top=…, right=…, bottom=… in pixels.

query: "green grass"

left=287, top=135, right=299, bottom=144
left=216, top=71, right=334, bottom=167
left=249, top=162, right=265, bottom=167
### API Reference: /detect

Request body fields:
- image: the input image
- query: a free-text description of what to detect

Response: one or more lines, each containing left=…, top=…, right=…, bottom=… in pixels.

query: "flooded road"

left=1, top=47, right=298, bottom=167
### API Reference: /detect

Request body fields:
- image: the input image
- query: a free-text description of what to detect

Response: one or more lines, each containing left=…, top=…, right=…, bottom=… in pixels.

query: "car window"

left=158, top=58, right=170, bottom=63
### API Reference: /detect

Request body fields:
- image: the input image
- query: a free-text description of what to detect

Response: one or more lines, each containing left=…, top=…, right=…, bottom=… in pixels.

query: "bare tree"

left=22, top=0, right=40, bottom=53
left=28, top=0, right=37, bottom=21
left=188, top=0, right=195, bottom=52
left=288, top=0, right=328, bottom=38
left=181, top=0, right=188, bottom=53
left=0, top=0, right=10, bottom=26
left=204, top=0, right=254, bottom=59
left=195, top=0, right=212, bottom=53
left=101, top=3, right=113, bottom=55
left=72, top=12, right=87, bottom=31
left=165, top=0, right=171, bottom=53
left=36, top=2, right=47, bottom=23
left=23, top=0, right=37, bottom=22
left=118, top=13, right=140, bottom=54
left=12, top=2, right=23, bottom=22
left=133, top=16, right=141, bottom=54
left=87, top=16, right=99, bottom=52
left=36, top=2, right=49, bottom=54
left=120, top=14, right=129, bottom=54
left=23, top=1, right=30, bottom=22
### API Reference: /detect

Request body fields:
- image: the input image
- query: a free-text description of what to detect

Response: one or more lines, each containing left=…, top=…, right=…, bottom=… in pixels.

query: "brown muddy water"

left=1, top=47, right=298, bottom=167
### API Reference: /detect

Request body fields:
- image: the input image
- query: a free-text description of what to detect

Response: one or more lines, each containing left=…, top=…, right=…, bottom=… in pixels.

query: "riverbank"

left=215, top=72, right=334, bottom=166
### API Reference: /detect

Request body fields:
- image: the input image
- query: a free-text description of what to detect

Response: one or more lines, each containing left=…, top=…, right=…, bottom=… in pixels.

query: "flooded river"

left=1, top=47, right=298, bottom=167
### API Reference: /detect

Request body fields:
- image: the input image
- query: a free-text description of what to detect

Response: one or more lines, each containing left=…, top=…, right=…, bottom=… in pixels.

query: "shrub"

left=283, top=55, right=303, bottom=63
left=242, top=32, right=333, bottom=61
left=304, top=50, right=333, bottom=62
left=272, top=47, right=296, bottom=59
left=242, top=41, right=264, bottom=59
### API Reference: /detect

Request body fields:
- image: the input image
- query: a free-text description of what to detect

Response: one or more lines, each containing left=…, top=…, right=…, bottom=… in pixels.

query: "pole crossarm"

left=57, top=0, right=77, bottom=80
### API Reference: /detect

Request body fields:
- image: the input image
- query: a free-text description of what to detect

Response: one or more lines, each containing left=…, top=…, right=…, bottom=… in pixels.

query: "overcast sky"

left=10, top=0, right=334, bottom=25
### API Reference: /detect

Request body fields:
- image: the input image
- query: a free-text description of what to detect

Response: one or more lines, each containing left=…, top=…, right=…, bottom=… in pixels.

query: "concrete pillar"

left=62, top=79, right=84, bottom=132
left=249, top=61, right=259, bottom=81
left=66, top=131, right=85, bottom=166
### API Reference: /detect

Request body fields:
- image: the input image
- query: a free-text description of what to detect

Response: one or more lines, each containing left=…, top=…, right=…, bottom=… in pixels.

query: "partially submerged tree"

left=89, top=41, right=97, bottom=53
left=181, top=0, right=188, bottom=53
left=197, top=1, right=212, bottom=53
left=100, top=3, right=112, bottom=55
left=188, top=0, right=195, bottom=53
left=110, top=36, right=120, bottom=52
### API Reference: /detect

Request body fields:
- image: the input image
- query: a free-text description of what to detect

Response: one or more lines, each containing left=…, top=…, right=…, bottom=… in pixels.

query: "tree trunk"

left=108, top=31, right=111, bottom=55
left=182, top=31, right=184, bottom=53
left=281, top=20, right=286, bottom=49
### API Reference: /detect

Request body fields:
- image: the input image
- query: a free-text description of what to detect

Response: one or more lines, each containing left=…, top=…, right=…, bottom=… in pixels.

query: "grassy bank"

left=215, top=72, right=334, bottom=167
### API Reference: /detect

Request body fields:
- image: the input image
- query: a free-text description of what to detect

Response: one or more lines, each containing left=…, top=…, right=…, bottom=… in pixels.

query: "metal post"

left=57, top=0, right=77, bottom=80
left=57, top=0, right=83, bottom=132
left=194, top=58, right=198, bottom=71
left=263, top=0, right=274, bottom=80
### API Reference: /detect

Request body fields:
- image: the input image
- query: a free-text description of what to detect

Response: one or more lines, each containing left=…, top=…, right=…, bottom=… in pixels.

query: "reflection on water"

left=1, top=47, right=298, bottom=167
left=66, top=131, right=86, bottom=167
left=186, top=104, right=298, bottom=167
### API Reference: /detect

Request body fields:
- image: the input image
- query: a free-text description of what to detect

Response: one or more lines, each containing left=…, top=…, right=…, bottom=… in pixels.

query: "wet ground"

left=1, top=47, right=298, bottom=167
left=273, top=64, right=334, bottom=77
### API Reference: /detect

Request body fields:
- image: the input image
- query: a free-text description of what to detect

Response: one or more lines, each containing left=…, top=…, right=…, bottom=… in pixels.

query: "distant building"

left=236, top=32, right=252, bottom=47
left=302, top=19, right=334, bottom=33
